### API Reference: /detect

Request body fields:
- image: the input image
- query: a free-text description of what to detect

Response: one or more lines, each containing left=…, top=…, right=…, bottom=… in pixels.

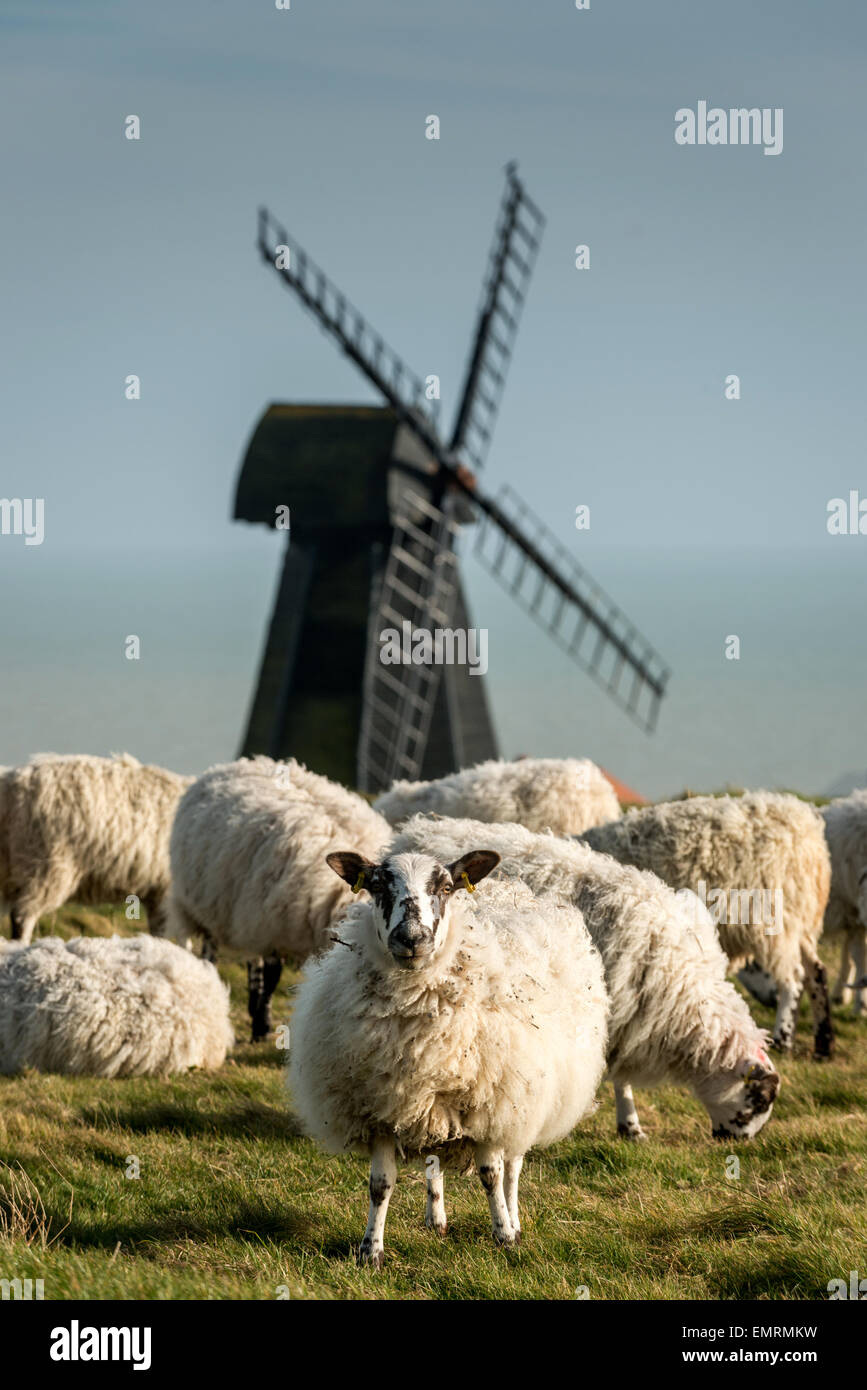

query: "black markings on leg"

left=247, top=958, right=268, bottom=1041
left=256, top=952, right=283, bottom=1038
left=478, top=1165, right=497, bottom=1193
left=808, top=961, right=834, bottom=1059
left=369, top=1175, right=392, bottom=1206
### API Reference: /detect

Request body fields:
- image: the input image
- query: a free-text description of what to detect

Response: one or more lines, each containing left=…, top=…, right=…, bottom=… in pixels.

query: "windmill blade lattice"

left=473, top=485, right=670, bottom=732
left=450, top=162, right=546, bottom=473
left=357, top=492, right=461, bottom=793
left=257, top=207, right=439, bottom=428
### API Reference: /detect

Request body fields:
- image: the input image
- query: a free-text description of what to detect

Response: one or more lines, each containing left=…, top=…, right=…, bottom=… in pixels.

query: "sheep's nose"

left=389, top=923, right=432, bottom=958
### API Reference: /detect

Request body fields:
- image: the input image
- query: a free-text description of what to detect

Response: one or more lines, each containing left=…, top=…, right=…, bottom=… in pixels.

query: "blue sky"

left=1, top=1, right=866, bottom=795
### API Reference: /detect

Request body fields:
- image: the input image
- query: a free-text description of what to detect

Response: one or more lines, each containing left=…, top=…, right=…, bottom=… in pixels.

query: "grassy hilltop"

left=1, top=889, right=865, bottom=1301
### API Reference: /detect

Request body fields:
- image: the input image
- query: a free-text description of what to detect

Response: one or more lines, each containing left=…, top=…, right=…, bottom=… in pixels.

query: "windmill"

left=234, top=163, right=670, bottom=794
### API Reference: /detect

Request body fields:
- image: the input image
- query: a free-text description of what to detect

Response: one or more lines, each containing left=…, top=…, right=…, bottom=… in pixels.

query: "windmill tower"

left=235, top=165, right=670, bottom=793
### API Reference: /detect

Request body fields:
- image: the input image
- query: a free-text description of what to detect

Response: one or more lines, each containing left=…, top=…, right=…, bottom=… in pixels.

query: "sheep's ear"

left=447, top=850, right=500, bottom=892
left=326, top=852, right=378, bottom=891
left=740, top=1050, right=777, bottom=1082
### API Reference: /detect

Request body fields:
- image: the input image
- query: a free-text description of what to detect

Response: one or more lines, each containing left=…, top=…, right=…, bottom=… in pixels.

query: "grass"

left=0, top=903, right=865, bottom=1301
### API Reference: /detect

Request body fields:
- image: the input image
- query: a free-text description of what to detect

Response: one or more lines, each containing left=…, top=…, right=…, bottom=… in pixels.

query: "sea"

left=1, top=539, right=864, bottom=803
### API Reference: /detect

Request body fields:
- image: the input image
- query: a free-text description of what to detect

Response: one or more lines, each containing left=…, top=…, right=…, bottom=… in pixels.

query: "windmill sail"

left=450, top=162, right=546, bottom=473
left=257, top=207, right=439, bottom=430
left=473, top=485, right=669, bottom=732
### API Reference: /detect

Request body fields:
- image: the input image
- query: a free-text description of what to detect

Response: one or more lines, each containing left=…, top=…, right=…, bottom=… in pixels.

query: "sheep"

left=373, top=756, right=621, bottom=836
left=581, top=792, right=833, bottom=1058
left=391, top=815, right=781, bottom=1143
left=165, top=757, right=391, bottom=1040
left=0, top=933, right=233, bottom=1076
left=821, top=790, right=867, bottom=1015
left=0, top=753, right=192, bottom=946
left=288, top=846, right=608, bottom=1266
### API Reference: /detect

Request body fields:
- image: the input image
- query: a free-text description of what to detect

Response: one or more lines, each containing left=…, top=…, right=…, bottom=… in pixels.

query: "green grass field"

left=1, top=901, right=865, bottom=1301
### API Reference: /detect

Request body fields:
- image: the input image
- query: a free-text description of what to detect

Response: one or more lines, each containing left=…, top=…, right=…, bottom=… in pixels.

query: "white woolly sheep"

left=0, top=753, right=192, bottom=946
left=391, top=815, right=780, bottom=1143
left=582, top=792, right=833, bottom=1058
left=0, top=933, right=233, bottom=1076
left=822, top=790, right=867, bottom=1016
left=373, top=756, right=621, bottom=836
left=166, top=757, right=391, bottom=1040
left=289, top=847, right=608, bottom=1266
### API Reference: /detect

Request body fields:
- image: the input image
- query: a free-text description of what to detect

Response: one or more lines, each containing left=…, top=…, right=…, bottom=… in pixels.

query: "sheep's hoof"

left=493, top=1230, right=516, bottom=1248
left=425, top=1219, right=447, bottom=1237
left=512, top=1228, right=522, bottom=1245
left=617, top=1123, right=648, bottom=1142
left=357, top=1245, right=384, bottom=1270
left=769, top=1036, right=793, bottom=1053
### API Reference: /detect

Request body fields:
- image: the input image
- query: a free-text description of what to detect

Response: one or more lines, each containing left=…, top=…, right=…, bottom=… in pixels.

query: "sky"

left=1, top=0, right=866, bottom=797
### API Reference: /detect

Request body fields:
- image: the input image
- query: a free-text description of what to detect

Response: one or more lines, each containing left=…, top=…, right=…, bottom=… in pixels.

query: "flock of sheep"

left=1, top=750, right=866, bottom=1267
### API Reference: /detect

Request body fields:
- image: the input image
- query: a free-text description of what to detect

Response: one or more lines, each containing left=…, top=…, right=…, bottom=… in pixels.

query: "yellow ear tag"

left=352, top=871, right=366, bottom=894
left=461, top=872, right=476, bottom=894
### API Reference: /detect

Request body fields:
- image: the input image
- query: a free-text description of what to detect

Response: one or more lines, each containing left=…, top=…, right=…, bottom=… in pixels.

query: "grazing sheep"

left=166, top=757, right=391, bottom=1040
left=373, top=757, right=621, bottom=836
left=822, top=790, right=867, bottom=1015
left=582, top=793, right=833, bottom=1058
left=0, top=934, right=232, bottom=1076
left=391, top=815, right=780, bottom=1143
left=289, top=847, right=608, bottom=1266
left=0, top=754, right=192, bottom=945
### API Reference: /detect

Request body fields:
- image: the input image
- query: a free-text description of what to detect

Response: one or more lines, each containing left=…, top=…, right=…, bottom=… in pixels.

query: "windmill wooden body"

left=235, top=165, right=670, bottom=792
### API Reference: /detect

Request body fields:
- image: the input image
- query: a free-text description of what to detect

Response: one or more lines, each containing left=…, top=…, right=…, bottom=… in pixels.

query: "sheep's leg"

left=425, top=1165, right=447, bottom=1235
left=850, top=932, right=867, bottom=1017
left=831, top=935, right=854, bottom=1006
left=615, top=1081, right=647, bottom=1141
left=142, top=893, right=166, bottom=938
left=201, top=936, right=218, bottom=965
left=737, top=961, right=779, bottom=1008
left=802, top=944, right=834, bottom=1059
left=359, top=1136, right=396, bottom=1270
left=475, top=1143, right=515, bottom=1247
left=9, top=907, right=38, bottom=945
left=503, top=1156, right=523, bottom=1242
left=772, top=961, right=805, bottom=1045
left=258, top=952, right=283, bottom=1036
left=247, top=958, right=266, bottom=1041
left=772, top=981, right=799, bottom=1050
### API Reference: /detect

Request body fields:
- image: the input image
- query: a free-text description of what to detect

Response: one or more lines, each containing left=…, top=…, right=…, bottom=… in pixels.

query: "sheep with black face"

left=288, top=847, right=608, bottom=1268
